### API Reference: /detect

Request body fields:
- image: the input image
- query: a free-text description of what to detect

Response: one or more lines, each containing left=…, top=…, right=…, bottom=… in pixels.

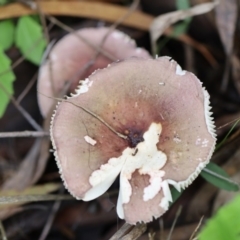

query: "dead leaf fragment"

left=215, top=0, right=237, bottom=91
left=150, top=1, right=218, bottom=54
left=215, top=0, right=237, bottom=55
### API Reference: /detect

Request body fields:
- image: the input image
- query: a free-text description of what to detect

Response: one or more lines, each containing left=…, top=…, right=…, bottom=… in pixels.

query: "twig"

left=16, top=72, right=38, bottom=104
left=0, top=36, right=45, bottom=79
left=122, top=223, right=147, bottom=240
left=36, top=0, right=50, bottom=44
left=38, top=188, right=64, bottom=240
left=0, top=81, right=42, bottom=131
left=100, top=0, right=139, bottom=46
left=46, top=15, right=117, bottom=61
left=159, top=218, right=164, bottom=240
left=217, top=116, right=240, bottom=129
left=0, top=221, right=7, bottom=240
left=166, top=206, right=182, bottom=240
left=189, top=215, right=204, bottom=240
left=0, top=131, right=49, bottom=138
left=39, top=92, right=127, bottom=140
left=0, top=21, right=54, bottom=80
left=215, top=118, right=240, bottom=151
left=110, top=223, right=134, bottom=240
left=70, top=0, right=140, bottom=90
left=0, top=194, right=73, bottom=205
left=221, top=57, right=231, bottom=92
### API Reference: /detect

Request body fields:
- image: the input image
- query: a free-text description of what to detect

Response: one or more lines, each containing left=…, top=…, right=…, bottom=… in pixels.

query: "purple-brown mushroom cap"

left=50, top=57, right=216, bottom=224
left=37, top=27, right=151, bottom=117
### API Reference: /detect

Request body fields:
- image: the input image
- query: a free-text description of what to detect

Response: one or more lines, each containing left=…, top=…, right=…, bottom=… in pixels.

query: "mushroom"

left=50, top=57, right=216, bottom=224
left=37, top=27, right=151, bottom=117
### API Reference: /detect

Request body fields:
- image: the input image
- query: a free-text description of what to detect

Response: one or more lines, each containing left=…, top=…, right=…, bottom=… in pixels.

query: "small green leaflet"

left=0, top=0, right=7, bottom=6
left=198, top=194, right=240, bottom=240
left=176, top=0, right=190, bottom=10
left=170, top=187, right=182, bottom=205
left=0, top=46, right=16, bottom=118
left=0, top=20, right=15, bottom=50
left=201, top=162, right=239, bottom=191
left=16, top=16, right=46, bottom=65
left=174, top=0, right=191, bottom=37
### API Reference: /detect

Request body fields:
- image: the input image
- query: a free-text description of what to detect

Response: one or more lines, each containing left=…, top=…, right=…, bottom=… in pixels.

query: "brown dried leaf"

left=0, top=1, right=217, bottom=66
left=150, top=1, right=218, bottom=54
left=0, top=183, right=60, bottom=197
left=0, top=194, right=71, bottom=205
left=1, top=139, right=42, bottom=191
left=0, top=183, right=61, bottom=219
left=215, top=0, right=237, bottom=91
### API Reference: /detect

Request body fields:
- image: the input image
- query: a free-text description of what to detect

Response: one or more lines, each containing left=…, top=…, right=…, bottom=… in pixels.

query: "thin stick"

left=0, top=81, right=42, bottom=131
left=0, top=131, right=49, bottom=138
left=0, top=221, right=7, bottom=240
left=109, top=223, right=134, bottom=240
left=166, top=206, right=182, bottom=240
left=122, top=223, right=147, bottom=240
left=189, top=215, right=204, bottom=240
left=217, top=116, right=240, bottom=129
left=99, top=0, right=139, bottom=47
left=0, top=21, right=54, bottom=79
left=40, top=92, right=127, bottom=140
left=36, top=0, right=50, bottom=44
left=215, top=118, right=240, bottom=151
left=16, top=72, right=38, bottom=104
left=69, top=0, right=140, bottom=89
left=0, top=36, right=45, bottom=79
left=0, top=194, right=72, bottom=205
left=38, top=188, right=64, bottom=240
left=159, top=218, right=164, bottom=240
left=46, top=15, right=117, bottom=61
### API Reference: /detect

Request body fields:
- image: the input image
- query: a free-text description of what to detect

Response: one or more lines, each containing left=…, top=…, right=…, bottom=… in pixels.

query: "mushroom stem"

left=39, top=92, right=128, bottom=140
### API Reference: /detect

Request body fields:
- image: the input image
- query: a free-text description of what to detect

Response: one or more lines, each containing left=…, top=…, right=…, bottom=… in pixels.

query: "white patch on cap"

left=84, top=136, right=97, bottom=146
left=83, top=156, right=126, bottom=201
left=143, top=171, right=165, bottom=201
left=176, top=64, right=186, bottom=76
left=120, top=123, right=167, bottom=204
left=89, top=123, right=168, bottom=216
left=159, top=180, right=173, bottom=210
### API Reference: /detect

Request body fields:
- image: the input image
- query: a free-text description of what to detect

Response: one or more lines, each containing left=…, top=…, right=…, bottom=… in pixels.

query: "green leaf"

left=0, top=20, right=15, bottom=50
left=171, top=187, right=182, bottom=204
left=201, top=162, right=239, bottom=191
left=173, top=0, right=191, bottom=37
left=0, top=0, right=8, bottom=6
left=0, top=45, right=16, bottom=117
left=198, top=194, right=240, bottom=240
left=172, top=20, right=191, bottom=37
left=16, top=16, right=46, bottom=65
left=176, top=0, right=190, bottom=10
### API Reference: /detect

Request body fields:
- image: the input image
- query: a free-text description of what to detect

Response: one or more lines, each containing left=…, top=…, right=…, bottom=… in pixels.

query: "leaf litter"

left=0, top=0, right=239, bottom=239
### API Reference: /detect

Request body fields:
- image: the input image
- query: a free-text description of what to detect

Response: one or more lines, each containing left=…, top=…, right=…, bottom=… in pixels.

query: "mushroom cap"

left=37, top=27, right=151, bottom=117
left=50, top=57, right=216, bottom=224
